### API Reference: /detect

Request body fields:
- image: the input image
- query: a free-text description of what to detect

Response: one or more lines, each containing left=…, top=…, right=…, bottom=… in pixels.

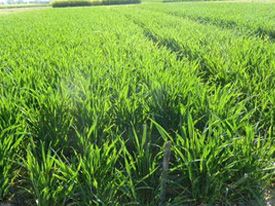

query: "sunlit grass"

left=0, top=2, right=274, bottom=205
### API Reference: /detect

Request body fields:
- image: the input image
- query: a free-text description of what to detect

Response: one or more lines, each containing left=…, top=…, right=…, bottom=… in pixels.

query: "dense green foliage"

left=52, top=0, right=140, bottom=8
left=144, top=2, right=275, bottom=40
left=52, top=0, right=94, bottom=7
left=0, top=2, right=274, bottom=205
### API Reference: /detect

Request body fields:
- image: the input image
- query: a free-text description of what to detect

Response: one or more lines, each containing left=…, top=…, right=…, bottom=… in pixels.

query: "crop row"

left=121, top=6, right=275, bottom=130
left=0, top=4, right=274, bottom=205
left=141, top=2, right=275, bottom=40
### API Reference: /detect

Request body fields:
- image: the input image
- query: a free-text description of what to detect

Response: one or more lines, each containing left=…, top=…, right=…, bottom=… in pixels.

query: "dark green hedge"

left=52, top=1, right=92, bottom=7
left=52, top=0, right=141, bottom=7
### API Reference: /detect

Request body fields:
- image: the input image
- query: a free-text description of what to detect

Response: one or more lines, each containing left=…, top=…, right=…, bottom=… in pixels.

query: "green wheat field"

left=0, top=2, right=274, bottom=205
